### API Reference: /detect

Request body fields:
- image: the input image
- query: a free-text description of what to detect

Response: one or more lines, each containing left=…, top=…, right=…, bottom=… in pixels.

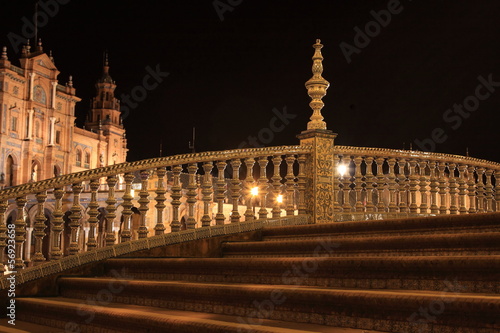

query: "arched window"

left=5, top=155, right=14, bottom=186
left=84, top=151, right=91, bottom=168
left=53, top=165, right=61, bottom=177
left=76, top=150, right=82, bottom=167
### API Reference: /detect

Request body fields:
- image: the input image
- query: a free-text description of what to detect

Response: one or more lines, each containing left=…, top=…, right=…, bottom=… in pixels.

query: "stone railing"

left=334, top=146, right=500, bottom=219
left=0, top=146, right=312, bottom=275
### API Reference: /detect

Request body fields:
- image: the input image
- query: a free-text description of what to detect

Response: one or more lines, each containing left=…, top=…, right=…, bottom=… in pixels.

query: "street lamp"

left=337, top=163, right=347, bottom=177
left=251, top=186, right=259, bottom=218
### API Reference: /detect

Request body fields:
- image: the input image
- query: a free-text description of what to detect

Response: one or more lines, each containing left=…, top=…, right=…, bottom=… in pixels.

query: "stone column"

left=27, top=109, right=34, bottom=140
left=51, top=82, right=57, bottom=108
left=49, top=117, right=56, bottom=146
left=297, top=131, right=336, bottom=223
left=297, top=39, right=336, bottom=224
left=29, top=73, right=35, bottom=101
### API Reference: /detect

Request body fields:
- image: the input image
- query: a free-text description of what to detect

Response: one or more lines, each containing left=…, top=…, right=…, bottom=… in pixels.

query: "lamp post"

left=337, top=162, right=350, bottom=211
left=251, top=186, right=259, bottom=219
left=276, top=194, right=283, bottom=216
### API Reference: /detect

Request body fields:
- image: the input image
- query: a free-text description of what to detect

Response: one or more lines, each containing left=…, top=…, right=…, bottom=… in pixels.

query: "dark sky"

left=2, top=0, right=500, bottom=163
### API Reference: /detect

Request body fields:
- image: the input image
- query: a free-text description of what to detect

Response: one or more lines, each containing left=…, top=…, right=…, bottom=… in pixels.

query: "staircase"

left=12, top=213, right=500, bottom=333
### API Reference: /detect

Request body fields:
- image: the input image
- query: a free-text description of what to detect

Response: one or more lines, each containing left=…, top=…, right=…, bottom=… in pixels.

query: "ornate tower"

left=86, top=54, right=122, bottom=129
left=85, top=54, right=127, bottom=165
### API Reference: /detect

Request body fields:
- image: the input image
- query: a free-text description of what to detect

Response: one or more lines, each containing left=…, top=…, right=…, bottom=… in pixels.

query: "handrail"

left=336, top=145, right=500, bottom=170
left=0, top=145, right=312, bottom=200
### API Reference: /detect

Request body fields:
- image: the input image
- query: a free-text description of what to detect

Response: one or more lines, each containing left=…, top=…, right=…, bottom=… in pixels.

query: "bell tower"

left=86, top=53, right=123, bottom=130
left=85, top=53, right=127, bottom=165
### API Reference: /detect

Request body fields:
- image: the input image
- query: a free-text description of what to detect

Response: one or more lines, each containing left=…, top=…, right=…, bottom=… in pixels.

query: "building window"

left=76, top=150, right=82, bottom=167
left=84, top=152, right=90, bottom=168
left=11, top=117, right=17, bottom=132
left=5, top=155, right=14, bottom=187
left=55, top=130, right=61, bottom=144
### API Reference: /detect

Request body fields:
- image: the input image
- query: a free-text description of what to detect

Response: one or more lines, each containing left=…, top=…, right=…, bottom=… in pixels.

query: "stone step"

left=54, top=278, right=500, bottom=332
left=261, top=213, right=500, bottom=241
left=0, top=318, right=65, bottom=333
left=15, top=297, right=381, bottom=333
left=222, top=232, right=500, bottom=258
left=102, top=256, right=500, bottom=293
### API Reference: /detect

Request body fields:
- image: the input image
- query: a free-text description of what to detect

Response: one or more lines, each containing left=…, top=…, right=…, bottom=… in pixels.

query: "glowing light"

left=251, top=186, right=259, bottom=197
left=276, top=194, right=283, bottom=203
left=337, top=164, right=347, bottom=177
left=130, top=189, right=135, bottom=198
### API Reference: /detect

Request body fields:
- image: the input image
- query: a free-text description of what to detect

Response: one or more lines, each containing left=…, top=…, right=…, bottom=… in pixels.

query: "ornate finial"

left=37, top=38, right=43, bottom=52
left=1, top=47, right=7, bottom=60
left=305, top=39, right=330, bottom=130
left=49, top=50, right=54, bottom=63
left=68, top=75, right=73, bottom=87
left=102, top=51, right=110, bottom=75
left=26, top=39, right=31, bottom=53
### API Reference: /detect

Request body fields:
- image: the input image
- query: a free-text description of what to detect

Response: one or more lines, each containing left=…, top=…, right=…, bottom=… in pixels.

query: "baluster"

left=485, top=169, right=494, bottom=213
left=495, top=170, right=500, bottom=212
left=429, top=161, right=439, bottom=214
left=285, top=155, right=296, bottom=216
left=271, top=156, right=283, bottom=218
left=32, top=191, right=47, bottom=264
left=365, top=157, right=375, bottom=212
left=353, top=156, right=365, bottom=212
left=0, top=201, right=8, bottom=274
left=467, top=166, right=477, bottom=214
left=418, top=160, right=429, bottom=214
left=170, top=166, right=182, bottom=231
left=215, top=161, right=227, bottom=225
left=457, top=164, right=468, bottom=214
left=138, top=170, right=150, bottom=238
left=375, top=157, right=387, bottom=212
left=50, top=188, right=64, bottom=259
left=397, top=159, right=407, bottom=213
left=387, top=158, right=398, bottom=212
left=408, top=159, right=419, bottom=213
left=186, top=163, right=198, bottom=229
left=120, top=174, right=134, bottom=241
left=244, top=158, right=256, bottom=221
left=230, top=159, right=242, bottom=222
left=333, top=155, right=341, bottom=212
left=438, top=162, right=448, bottom=214
left=154, top=167, right=167, bottom=235
left=69, top=183, right=83, bottom=255
left=87, top=179, right=100, bottom=248
left=201, top=162, right=214, bottom=227
left=258, top=156, right=270, bottom=219
left=14, top=197, right=27, bottom=269
left=104, top=177, right=117, bottom=246
left=476, top=167, right=485, bottom=213
left=342, top=157, right=352, bottom=212
left=448, top=163, right=458, bottom=214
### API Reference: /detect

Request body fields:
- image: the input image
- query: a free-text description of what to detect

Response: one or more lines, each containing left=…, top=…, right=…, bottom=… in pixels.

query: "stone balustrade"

left=334, top=146, right=500, bottom=218
left=0, top=146, right=311, bottom=275
left=1, top=39, right=499, bottom=283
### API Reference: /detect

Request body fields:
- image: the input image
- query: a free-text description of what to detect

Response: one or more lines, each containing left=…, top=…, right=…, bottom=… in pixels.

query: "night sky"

left=2, top=0, right=500, bottom=163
